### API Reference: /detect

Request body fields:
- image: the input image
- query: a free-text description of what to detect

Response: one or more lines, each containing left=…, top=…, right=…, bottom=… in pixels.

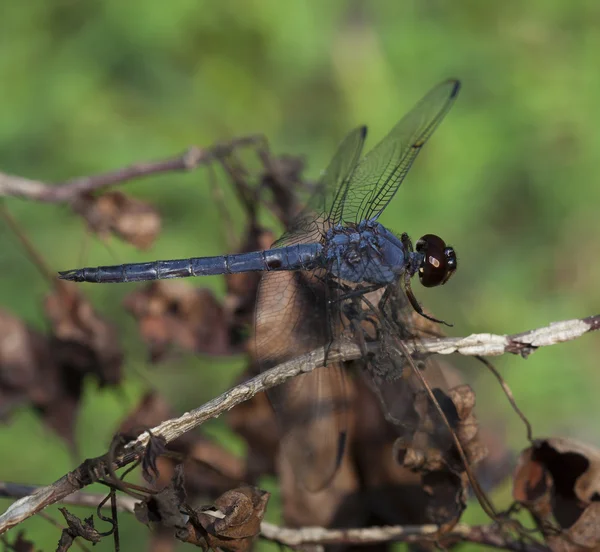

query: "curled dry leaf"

left=0, top=309, right=59, bottom=420
left=141, top=433, right=168, bottom=484
left=0, top=309, right=80, bottom=448
left=134, top=464, right=188, bottom=529
left=185, top=486, right=270, bottom=552
left=0, top=303, right=122, bottom=449
left=57, top=508, right=102, bottom=551
left=73, top=190, right=161, bottom=249
left=351, top=354, right=489, bottom=531
left=399, top=382, right=486, bottom=527
left=38, top=283, right=123, bottom=448
left=45, top=282, right=123, bottom=386
left=123, top=281, right=235, bottom=362
left=399, top=383, right=485, bottom=473
left=513, top=437, right=600, bottom=551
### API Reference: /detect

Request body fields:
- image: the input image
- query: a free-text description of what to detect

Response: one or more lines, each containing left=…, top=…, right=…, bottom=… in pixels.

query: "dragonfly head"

left=416, top=234, right=457, bottom=287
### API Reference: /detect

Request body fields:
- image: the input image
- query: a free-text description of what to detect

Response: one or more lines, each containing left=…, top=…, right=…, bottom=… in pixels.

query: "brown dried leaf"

left=135, top=464, right=187, bottom=529
left=142, top=434, right=168, bottom=483
left=0, top=310, right=60, bottom=419
left=352, top=355, right=486, bottom=530
left=74, top=190, right=161, bottom=249
left=124, top=281, right=236, bottom=361
left=513, top=437, right=600, bottom=551
left=546, top=503, right=600, bottom=552
left=353, top=374, right=463, bottom=529
left=0, top=309, right=92, bottom=449
left=57, top=508, right=101, bottom=551
left=189, top=486, right=270, bottom=552
left=396, top=383, right=484, bottom=473
left=45, top=282, right=123, bottom=386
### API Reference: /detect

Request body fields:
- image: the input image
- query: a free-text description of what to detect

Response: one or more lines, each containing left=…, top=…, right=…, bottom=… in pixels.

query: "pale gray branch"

left=416, top=314, right=599, bottom=357
left=0, top=482, right=138, bottom=513
left=260, top=522, right=549, bottom=551
left=0, top=482, right=548, bottom=551
left=0, top=136, right=264, bottom=202
left=0, top=314, right=597, bottom=535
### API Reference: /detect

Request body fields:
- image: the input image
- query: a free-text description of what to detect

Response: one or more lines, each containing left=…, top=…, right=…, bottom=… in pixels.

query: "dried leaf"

left=0, top=309, right=90, bottom=449
left=546, top=503, right=600, bottom=552
left=513, top=437, right=600, bottom=550
left=124, top=282, right=236, bottom=361
left=134, top=464, right=188, bottom=529
left=57, top=508, right=102, bottom=551
left=0, top=310, right=60, bottom=420
left=188, top=486, right=270, bottom=552
left=45, top=282, right=123, bottom=386
left=142, top=434, right=168, bottom=483
left=74, top=190, right=161, bottom=249
left=351, top=356, right=486, bottom=530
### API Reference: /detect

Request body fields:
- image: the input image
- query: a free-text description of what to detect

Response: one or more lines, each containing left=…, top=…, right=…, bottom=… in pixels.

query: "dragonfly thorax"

left=324, top=221, right=408, bottom=285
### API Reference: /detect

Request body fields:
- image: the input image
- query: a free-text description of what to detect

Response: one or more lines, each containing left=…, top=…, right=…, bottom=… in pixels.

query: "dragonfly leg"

left=350, top=317, right=370, bottom=359
left=376, top=284, right=394, bottom=311
left=333, top=283, right=382, bottom=303
left=404, top=271, right=453, bottom=327
left=401, top=232, right=414, bottom=252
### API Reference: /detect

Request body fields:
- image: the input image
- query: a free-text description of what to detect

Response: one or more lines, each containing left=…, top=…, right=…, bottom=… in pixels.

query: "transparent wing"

left=275, top=126, right=366, bottom=247
left=255, top=267, right=349, bottom=491
left=340, top=79, right=460, bottom=224
left=253, top=128, right=365, bottom=490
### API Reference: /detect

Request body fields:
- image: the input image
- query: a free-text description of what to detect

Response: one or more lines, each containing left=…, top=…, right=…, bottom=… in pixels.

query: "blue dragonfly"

left=59, top=80, right=461, bottom=490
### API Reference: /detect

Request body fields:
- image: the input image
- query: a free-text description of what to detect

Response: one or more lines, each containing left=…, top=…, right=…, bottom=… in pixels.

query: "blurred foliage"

left=1, top=1, right=600, bottom=550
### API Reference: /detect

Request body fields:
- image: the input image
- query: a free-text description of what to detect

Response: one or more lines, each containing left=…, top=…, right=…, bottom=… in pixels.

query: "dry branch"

left=260, top=522, right=550, bottom=551
left=0, top=482, right=547, bottom=552
left=0, top=483, right=548, bottom=551
left=0, top=483, right=138, bottom=513
left=0, top=136, right=264, bottom=202
left=0, top=314, right=597, bottom=535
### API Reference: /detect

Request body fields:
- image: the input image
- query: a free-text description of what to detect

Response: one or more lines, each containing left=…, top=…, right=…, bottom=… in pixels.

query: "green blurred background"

left=1, top=0, right=600, bottom=549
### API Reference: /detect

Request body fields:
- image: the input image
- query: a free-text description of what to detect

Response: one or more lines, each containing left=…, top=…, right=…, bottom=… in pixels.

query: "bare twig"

left=0, top=136, right=265, bottom=202
left=0, top=314, right=597, bottom=534
left=412, top=315, right=600, bottom=357
left=0, top=482, right=138, bottom=514
left=260, top=522, right=549, bottom=551
left=0, top=483, right=548, bottom=551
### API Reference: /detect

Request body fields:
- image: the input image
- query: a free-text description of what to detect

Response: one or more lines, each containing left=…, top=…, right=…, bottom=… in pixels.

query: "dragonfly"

left=59, top=79, right=461, bottom=491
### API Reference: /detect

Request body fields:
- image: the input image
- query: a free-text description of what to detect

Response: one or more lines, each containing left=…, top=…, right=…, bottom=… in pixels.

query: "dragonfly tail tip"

left=57, top=269, right=81, bottom=282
